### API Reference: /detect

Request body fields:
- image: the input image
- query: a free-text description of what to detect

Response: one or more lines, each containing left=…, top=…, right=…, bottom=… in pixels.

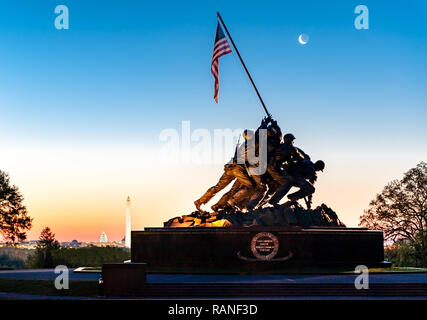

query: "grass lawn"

left=0, top=278, right=99, bottom=297
left=358, top=267, right=427, bottom=273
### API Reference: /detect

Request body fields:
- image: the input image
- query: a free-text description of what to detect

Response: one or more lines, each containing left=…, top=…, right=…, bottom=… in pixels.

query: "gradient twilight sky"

left=0, top=1, right=426, bottom=241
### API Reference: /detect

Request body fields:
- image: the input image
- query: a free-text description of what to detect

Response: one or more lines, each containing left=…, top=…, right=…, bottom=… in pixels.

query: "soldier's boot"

left=272, top=203, right=284, bottom=211
left=223, top=200, right=238, bottom=213
left=207, top=192, right=235, bottom=212
left=304, top=197, right=312, bottom=210
left=283, top=199, right=299, bottom=208
left=194, top=199, right=203, bottom=211
left=211, top=202, right=226, bottom=212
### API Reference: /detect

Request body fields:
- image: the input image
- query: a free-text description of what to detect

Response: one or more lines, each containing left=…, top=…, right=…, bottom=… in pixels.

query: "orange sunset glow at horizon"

left=1, top=142, right=423, bottom=243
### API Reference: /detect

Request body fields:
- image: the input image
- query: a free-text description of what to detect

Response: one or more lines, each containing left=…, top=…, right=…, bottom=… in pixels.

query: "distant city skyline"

left=0, top=1, right=426, bottom=241
left=0, top=237, right=127, bottom=249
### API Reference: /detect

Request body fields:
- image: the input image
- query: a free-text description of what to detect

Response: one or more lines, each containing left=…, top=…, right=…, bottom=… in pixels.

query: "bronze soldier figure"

left=226, top=127, right=266, bottom=211
left=286, top=159, right=325, bottom=208
left=211, top=117, right=282, bottom=211
left=196, top=117, right=323, bottom=212
left=194, top=130, right=256, bottom=211
left=267, top=133, right=307, bottom=205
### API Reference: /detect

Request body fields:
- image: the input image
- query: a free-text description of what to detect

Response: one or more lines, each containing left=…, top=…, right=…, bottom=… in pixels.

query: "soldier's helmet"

left=283, top=133, right=296, bottom=144
left=314, top=160, right=325, bottom=172
left=243, top=129, right=255, bottom=140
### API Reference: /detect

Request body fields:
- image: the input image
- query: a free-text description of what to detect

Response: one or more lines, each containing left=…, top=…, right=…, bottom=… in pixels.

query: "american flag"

left=211, top=22, right=232, bottom=103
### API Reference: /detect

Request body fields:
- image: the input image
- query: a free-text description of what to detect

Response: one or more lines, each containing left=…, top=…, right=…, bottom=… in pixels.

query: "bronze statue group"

left=194, top=117, right=325, bottom=213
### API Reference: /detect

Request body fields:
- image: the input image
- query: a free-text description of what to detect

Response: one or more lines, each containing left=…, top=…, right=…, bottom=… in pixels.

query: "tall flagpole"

left=216, top=12, right=272, bottom=119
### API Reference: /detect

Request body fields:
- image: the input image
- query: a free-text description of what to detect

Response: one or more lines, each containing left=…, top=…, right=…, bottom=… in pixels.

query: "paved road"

left=1, top=269, right=427, bottom=300
left=1, top=269, right=426, bottom=284
left=0, top=269, right=100, bottom=281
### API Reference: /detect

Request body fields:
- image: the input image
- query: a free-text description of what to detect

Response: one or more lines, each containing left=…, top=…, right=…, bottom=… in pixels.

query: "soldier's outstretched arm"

left=296, top=147, right=310, bottom=160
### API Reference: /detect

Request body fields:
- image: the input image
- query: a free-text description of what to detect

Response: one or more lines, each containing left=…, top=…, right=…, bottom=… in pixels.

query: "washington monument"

left=125, top=196, right=131, bottom=248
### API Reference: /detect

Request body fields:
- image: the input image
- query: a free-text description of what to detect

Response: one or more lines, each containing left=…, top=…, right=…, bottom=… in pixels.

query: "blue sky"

left=0, top=0, right=425, bottom=147
left=0, top=1, right=426, bottom=238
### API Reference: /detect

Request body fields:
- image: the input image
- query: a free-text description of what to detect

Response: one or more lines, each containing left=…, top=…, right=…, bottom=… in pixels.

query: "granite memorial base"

left=131, top=227, right=387, bottom=272
left=102, top=263, right=147, bottom=296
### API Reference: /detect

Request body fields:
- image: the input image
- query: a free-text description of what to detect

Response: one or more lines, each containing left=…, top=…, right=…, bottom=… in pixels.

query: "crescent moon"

left=298, top=34, right=307, bottom=45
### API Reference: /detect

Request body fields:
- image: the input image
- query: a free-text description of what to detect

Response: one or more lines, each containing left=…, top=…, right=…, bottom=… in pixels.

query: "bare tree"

left=0, top=170, right=32, bottom=243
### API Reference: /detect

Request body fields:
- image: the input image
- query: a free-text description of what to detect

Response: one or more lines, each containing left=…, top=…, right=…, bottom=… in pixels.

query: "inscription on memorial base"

left=251, top=232, right=279, bottom=260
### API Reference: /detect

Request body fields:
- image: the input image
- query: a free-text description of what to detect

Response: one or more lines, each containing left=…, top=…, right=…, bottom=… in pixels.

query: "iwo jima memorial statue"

left=131, top=13, right=387, bottom=272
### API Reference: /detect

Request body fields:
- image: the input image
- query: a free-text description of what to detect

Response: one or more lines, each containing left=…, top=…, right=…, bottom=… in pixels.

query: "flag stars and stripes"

left=211, top=22, right=232, bottom=103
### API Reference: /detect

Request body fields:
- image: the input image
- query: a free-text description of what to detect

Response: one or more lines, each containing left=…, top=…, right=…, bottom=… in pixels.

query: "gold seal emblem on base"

left=250, top=232, right=279, bottom=261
